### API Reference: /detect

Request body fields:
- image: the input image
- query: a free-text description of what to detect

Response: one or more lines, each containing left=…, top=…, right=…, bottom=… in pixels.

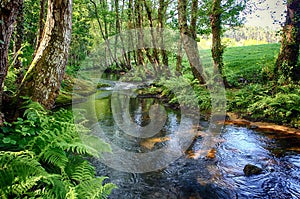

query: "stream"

left=75, top=73, right=300, bottom=199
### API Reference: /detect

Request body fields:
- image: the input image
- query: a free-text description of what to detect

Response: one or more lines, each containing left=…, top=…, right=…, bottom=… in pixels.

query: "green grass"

left=223, top=43, right=280, bottom=86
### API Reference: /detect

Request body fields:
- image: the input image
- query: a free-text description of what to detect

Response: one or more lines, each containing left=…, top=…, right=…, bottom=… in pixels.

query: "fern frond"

left=0, top=151, right=47, bottom=197
left=69, top=160, right=95, bottom=183
left=58, top=142, right=96, bottom=156
left=66, top=187, right=78, bottom=199
left=40, top=147, right=69, bottom=169
left=75, top=177, right=117, bottom=199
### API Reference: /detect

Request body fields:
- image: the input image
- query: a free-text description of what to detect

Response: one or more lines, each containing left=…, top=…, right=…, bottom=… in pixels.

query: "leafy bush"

left=0, top=101, right=116, bottom=198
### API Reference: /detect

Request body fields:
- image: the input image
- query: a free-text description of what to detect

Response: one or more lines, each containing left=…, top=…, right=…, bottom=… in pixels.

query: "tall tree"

left=0, top=0, right=23, bottom=124
left=275, top=0, right=300, bottom=82
left=210, top=0, right=228, bottom=86
left=19, top=0, right=72, bottom=109
left=178, top=0, right=205, bottom=84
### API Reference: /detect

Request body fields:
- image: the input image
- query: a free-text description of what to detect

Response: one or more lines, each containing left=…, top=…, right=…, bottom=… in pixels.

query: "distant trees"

left=223, top=26, right=280, bottom=44
left=275, top=0, right=300, bottom=82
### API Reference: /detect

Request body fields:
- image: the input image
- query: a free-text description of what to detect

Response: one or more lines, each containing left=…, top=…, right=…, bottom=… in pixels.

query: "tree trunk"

left=158, top=0, right=169, bottom=70
left=144, top=0, right=160, bottom=73
left=127, top=0, right=137, bottom=66
left=0, top=0, right=23, bottom=113
left=34, top=0, right=46, bottom=56
left=275, top=0, right=300, bottom=82
left=14, top=0, right=25, bottom=85
left=190, top=0, right=198, bottom=40
left=210, top=0, right=228, bottom=87
left=19, top=0, right=72, bottom=109
left=135, top=0, right=145, bottom=67
left=178, top=0, right=205, bottom=84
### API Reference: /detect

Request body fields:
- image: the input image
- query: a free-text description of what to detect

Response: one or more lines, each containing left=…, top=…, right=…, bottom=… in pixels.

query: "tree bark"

left=0, top=0, right=23, bottom=112
left=19, top=0, right=72, bottom=109
left=34, top=0, right=47, bottom=56
left=14, top=0, right=25, bottom=85
left=210, top=0, right=228, bottom=87
left=275, top=0, right=300, bottom=82
left=178, top=0, right=205, bottom=84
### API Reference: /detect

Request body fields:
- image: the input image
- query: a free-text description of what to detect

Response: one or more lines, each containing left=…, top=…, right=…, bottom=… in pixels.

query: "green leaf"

left=3, top=137, right=17, bottom=145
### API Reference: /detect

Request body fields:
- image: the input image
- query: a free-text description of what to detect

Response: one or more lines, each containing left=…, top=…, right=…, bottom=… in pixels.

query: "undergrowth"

left=0, top=101, right=116, bottom=198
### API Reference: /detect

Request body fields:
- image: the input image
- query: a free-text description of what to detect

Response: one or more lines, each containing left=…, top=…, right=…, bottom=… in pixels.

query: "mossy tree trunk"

left=19, top=0, right=72, bottom=109
left=210, top=0, right=228, bottom=87
left=275, top=0, right=300, bottom=82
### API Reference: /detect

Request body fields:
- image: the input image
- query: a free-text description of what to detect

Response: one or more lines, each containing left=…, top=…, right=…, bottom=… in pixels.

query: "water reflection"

left=80, top=76, right=300, bottom=198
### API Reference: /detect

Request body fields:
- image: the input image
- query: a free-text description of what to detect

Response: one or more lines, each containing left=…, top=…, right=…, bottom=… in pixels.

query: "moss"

left=55, top=91, right=87, bottom=107
left=96, top=82, right=111, bottom=88
left=62, top=75, right=96, bottom=96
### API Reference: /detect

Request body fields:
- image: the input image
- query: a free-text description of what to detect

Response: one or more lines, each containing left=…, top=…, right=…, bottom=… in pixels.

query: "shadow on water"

left=80, top=73, right=300, bottom=199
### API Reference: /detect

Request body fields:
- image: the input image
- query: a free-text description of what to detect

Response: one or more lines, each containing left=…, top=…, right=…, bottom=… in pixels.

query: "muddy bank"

left=225, top=112, right=300, bottom=136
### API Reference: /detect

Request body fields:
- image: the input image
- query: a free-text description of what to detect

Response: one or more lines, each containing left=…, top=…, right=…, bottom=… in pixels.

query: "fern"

left=0, top=101, right=116, bottom=198
left=68, top=160, right=95, bottom=183
left=75, top=177, right=117, bottom=199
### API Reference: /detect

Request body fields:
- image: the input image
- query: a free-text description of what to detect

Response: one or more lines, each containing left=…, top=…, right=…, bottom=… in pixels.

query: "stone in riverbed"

left=243, top=164, right=263, bottom=176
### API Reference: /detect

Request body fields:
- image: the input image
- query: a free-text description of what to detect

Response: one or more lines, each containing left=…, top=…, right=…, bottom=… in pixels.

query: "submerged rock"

left=243, top=164, right=263, bottom=176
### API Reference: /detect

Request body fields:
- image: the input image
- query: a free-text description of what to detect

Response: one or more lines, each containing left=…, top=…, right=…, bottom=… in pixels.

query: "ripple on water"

left=217, top=125, right=300, bottom=199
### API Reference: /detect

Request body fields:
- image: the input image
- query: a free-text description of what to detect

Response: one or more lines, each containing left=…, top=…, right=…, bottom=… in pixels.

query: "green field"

left=223, top=43, right=280, bottom=86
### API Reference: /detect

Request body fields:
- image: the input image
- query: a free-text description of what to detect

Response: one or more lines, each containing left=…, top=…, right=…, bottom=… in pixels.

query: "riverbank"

left=58, top=72, right=299, bottom=131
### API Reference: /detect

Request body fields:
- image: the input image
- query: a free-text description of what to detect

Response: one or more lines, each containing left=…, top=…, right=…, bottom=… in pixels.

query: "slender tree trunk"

left=144, top=0, right=160, bottom=73
left=190, top=0, right=198, bottom=40
left=90, top=0, right=119, bottom=67
left=127, top=0, right=137, bottom=66
left=135, top=0, right=145, bottom=67
left=176, top=40, right=183, bottom=73
left=275, top=0, right=300, bottom=82
left=158, top=0, right=169, bottom=71
left=19, top=0, right=72, bottom=109
left=115, top=0, right=130, bottom=70
left=0, top=0, right=23, bottom=118
left=14, top=0, right=25, bottom=85
left=178, top=0, right=205, bottom=84
left=210, top=0, right=228, bottom=87
left=34, top=0, right=46, bottom=56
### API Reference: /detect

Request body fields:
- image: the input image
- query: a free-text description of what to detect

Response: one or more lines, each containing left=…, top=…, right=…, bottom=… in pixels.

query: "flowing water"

left=77, top=74, right=300, bottom=199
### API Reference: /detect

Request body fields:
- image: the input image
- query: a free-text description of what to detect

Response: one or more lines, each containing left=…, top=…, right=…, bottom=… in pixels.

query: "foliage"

left=0, top=101, right=116, bottom=198
left=247, top=85, right=300, bottom=127
left=197, top=0, right=247, bottom=35
left=227, top=84, right=269, bottom=111
left=227, top=83, right=300, bottom=128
